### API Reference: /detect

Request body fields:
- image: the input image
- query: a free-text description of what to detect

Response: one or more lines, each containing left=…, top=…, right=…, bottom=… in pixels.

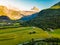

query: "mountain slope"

left=50, top=2, right=60, bottom=9
left=0, top=6, right=23, bottom=20
left=0, top=16, right=10, bottom=22
left=0, top=6, right=39, bottom=20
left=22, top=2, right=60, bottom=30
left=0, top=6, right=7, bottom=15
left=20, top=13, right=38, bottom=21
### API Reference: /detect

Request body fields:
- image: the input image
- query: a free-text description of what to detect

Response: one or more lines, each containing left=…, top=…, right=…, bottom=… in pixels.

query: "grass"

left=48, top=29, right=60, bottom=38
left=0, top=26, right=60, bottom=45
left=51, top=5, right=60, bottom=9
left=0, top=27, right=49, bottom=45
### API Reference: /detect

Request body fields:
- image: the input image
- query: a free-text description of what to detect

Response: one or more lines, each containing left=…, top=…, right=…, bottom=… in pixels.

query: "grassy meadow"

left=0, top=27, right=49, bottom=45
left=48, top=29, right=60, bottom=38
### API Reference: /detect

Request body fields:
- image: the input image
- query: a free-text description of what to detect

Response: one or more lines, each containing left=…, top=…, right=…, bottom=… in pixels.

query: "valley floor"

left=0, top=27, right=60, bottom=45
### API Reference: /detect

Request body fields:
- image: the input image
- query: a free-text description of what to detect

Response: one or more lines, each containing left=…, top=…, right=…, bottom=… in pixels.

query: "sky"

left=0, top=0, right=60, bottom=10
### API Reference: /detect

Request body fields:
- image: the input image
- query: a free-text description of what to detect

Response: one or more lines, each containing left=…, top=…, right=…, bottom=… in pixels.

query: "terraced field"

left=0, top=27, right=49, bottom=45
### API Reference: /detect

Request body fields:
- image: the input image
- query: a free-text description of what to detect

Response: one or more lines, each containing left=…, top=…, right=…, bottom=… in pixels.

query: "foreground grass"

left=48, top=29, right=60, bottom=38
left=0, top=27, right=49, bottom=45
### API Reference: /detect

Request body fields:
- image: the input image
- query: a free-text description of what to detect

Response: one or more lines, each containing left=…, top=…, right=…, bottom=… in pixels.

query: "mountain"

left=20, top=13, right=38, bottom=21
left=0, top=6, right=23, bottom=20
left=20, top=7, right=40, bottom=21
left=22, top=2, right=60, bottom=30
left=21, top=11, right=37, bottom=16
left=31, top=6, right=40, bottom=12
left=20, top=6, right=40, bottom=16
left=0, top=6, right=39, bottom=20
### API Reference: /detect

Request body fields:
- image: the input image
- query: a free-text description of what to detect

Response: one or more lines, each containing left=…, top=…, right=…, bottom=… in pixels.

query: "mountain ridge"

left=0, top=5, right=39, bottom=20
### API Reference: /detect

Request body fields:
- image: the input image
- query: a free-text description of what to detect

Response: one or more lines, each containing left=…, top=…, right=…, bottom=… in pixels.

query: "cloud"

left=0, top=0, right=9, bottom=5
left=0, top=0, right=38, bottom=10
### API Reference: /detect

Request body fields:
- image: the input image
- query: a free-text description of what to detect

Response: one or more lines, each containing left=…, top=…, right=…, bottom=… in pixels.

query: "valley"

left=0, top=1, right=60, bottom=45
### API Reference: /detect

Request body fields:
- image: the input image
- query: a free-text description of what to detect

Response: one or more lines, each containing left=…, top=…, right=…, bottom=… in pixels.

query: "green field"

left=0, top=27, right=49, bottom=45
left=48, top=29, right=60, bottom=38
left=0, top=26, right=60, bottom=45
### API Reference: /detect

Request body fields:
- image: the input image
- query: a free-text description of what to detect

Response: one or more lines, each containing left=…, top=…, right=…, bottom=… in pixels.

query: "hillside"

left=0, top=6, right=23, bottom=20
left=20, top=13, right=38, bottom=21
left=22, top=2, right=60, bottom=30
left=50, top=2, right=60, bottom=9
left=0, top=16, right=10, bottom=21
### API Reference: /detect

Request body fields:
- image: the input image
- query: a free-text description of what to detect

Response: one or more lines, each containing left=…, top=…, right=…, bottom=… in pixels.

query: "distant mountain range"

left=0, top=6, right=39, bottom=20
left=22, top=2, right=60, bottom=30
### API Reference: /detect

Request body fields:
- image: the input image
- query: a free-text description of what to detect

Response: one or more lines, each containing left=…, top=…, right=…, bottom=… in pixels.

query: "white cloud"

left=0, top=0, right=10, bottom=6
left=0, top=0, right=32, bottom=11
